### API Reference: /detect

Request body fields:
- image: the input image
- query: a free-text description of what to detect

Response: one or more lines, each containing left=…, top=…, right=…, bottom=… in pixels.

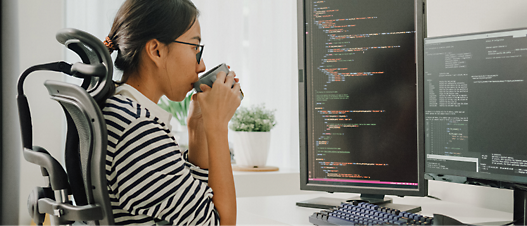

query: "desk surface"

left=236, top=193, right=512, bottom=225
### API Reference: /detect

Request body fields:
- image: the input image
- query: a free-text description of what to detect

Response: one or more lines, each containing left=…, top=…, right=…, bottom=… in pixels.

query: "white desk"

left=236, top=193, right=513, bottom=225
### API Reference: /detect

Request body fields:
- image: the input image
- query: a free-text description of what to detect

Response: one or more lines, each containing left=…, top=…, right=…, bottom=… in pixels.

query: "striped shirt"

left=103, top=85, right=219, bottom=225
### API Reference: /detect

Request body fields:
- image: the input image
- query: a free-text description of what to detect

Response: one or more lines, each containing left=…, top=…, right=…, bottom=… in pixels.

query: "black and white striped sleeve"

left=109, top=117, right=219, bottom=225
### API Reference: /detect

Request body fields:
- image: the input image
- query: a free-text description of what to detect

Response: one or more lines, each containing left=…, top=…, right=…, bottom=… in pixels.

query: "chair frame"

left=17, top=28, right=115, bottom=225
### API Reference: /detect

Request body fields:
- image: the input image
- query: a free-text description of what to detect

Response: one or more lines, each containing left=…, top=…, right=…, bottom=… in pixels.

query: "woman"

left=102, top=0, right=240, bottom=225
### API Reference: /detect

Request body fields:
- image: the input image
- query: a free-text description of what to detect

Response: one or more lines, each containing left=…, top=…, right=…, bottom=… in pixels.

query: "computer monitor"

left=424, top=28, right=527, bottom=224
left=297, top=0, right=427, bottom=211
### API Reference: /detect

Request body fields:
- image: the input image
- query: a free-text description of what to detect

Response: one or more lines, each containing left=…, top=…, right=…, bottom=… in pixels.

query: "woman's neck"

left=124, top=70, right=162, bottom=104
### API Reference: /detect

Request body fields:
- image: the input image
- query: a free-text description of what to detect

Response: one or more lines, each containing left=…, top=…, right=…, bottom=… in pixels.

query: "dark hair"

left=108, top=0, right=199, bottom=82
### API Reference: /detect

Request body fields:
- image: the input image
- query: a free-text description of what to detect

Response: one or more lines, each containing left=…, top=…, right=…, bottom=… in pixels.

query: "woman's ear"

left=144, top=39, right=166, bottom=68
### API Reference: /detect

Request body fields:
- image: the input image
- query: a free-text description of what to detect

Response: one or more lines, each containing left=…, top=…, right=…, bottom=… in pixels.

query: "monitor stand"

left=296, top=194, right=422, bottom=213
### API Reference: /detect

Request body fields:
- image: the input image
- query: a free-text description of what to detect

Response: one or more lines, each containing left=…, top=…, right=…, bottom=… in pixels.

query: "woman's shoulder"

left=104, top=94, right=137, bottom=114
left=103, top=94, right=171, bottom=132
left=102, top=94, right=154, bottom=124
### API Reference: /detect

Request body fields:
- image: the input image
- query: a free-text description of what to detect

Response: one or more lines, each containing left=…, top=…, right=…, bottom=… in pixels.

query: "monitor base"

left=346, top=193, right=392, bottom=205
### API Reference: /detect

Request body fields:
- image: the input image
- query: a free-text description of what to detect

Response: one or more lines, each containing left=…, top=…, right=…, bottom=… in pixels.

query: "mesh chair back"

left=45, top=80, right=113, bottom=225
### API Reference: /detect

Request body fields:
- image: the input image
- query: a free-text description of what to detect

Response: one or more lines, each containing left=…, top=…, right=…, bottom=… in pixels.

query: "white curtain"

left=65, top=0, right=299, bottom=170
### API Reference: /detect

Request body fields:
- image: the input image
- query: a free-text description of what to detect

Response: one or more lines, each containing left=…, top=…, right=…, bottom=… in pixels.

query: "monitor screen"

left=424, top=28, right=527, bottom=185
left=298, top=0, right=427, bottom=197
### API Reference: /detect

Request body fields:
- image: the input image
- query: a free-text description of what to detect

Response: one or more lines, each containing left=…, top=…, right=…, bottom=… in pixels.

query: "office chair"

left=17, top=28, right=115, bottom=225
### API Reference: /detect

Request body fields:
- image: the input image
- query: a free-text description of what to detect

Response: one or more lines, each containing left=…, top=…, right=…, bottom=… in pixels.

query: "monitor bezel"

left=297, top=0, right=428, bottom=197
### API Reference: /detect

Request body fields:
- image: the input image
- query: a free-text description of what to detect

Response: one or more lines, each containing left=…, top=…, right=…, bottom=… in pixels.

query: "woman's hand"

left=187, top=77, right=240, bottom=129
left=195, top=71, right=241, bottom=131
left=186, top=70, right=240, bottom=169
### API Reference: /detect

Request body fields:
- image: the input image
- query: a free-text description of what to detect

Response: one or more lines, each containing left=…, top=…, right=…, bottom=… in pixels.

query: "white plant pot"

left=231, top=131, right=271, bottom=167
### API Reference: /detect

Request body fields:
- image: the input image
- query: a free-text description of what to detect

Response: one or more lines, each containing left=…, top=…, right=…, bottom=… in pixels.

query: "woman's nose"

left=198, top=59, right=206, bottom=73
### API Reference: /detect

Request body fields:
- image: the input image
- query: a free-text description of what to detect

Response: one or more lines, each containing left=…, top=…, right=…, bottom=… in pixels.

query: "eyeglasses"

left=173, top=40, right=205, bottom=64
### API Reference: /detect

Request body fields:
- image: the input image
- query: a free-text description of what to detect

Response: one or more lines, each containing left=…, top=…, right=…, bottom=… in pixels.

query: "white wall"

left=426, top=0, right=527, bottom=38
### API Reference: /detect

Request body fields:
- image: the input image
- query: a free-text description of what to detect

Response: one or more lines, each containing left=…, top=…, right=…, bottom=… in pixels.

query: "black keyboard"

left=309, top=201, right=434, bottom=225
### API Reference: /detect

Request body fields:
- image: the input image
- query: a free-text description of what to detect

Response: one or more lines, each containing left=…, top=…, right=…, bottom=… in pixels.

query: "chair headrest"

left=56, top=28, right=115, bottom=104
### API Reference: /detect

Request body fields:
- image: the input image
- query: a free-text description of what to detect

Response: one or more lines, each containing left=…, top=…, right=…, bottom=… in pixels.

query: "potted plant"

left=158, top=92, right=193, bottom=148
left=229, top=104, right=277, bottom=168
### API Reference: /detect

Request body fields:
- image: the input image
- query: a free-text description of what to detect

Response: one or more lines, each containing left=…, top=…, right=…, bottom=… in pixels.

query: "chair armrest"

left=38, top=198, right=103, bottom=222
left=23, top=146, right=69, bottom=190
